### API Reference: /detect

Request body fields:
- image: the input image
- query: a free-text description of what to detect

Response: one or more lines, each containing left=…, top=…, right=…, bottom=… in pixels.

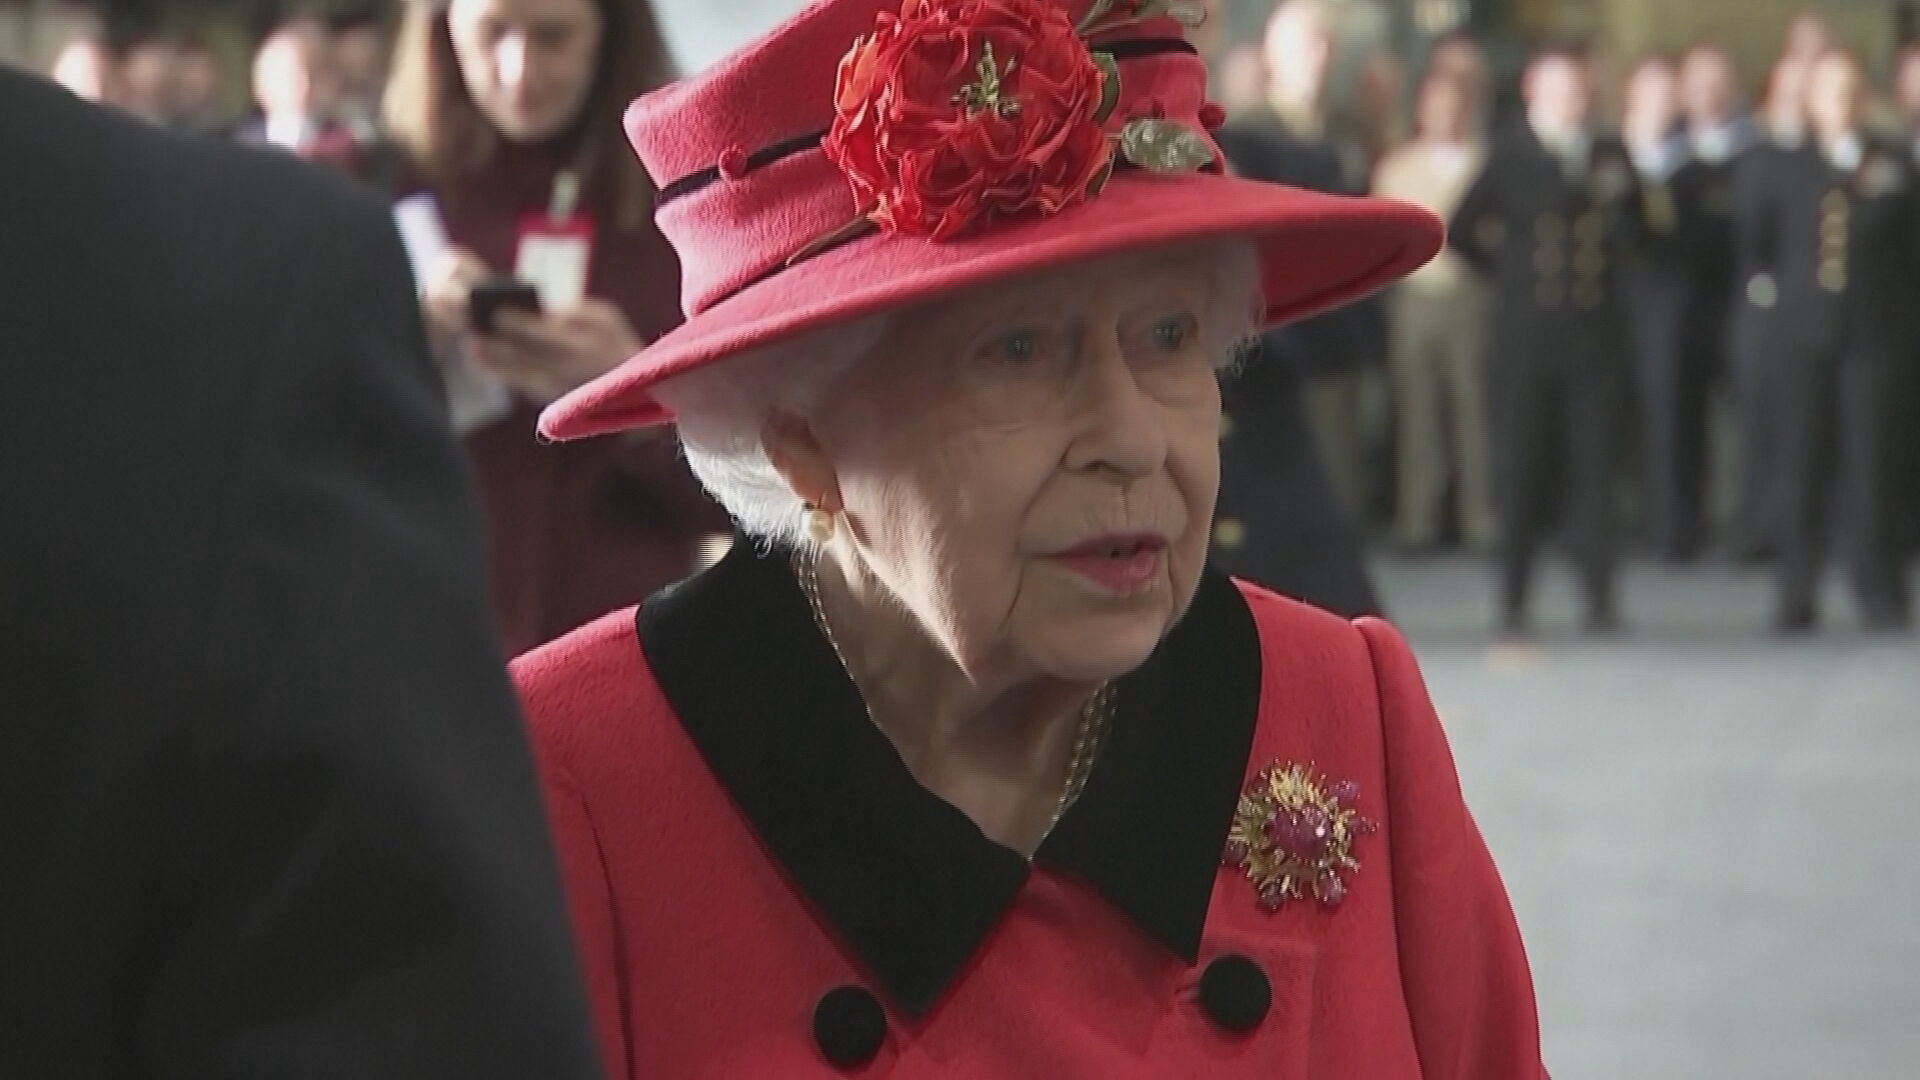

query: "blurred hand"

left=470, top=298, right=641, bottom=403
left=421, top=248, right=492, bottom=351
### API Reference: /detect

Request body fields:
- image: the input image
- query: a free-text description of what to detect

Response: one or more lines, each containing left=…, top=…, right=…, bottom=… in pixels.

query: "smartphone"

left=469, top=278, right=543, bottom=334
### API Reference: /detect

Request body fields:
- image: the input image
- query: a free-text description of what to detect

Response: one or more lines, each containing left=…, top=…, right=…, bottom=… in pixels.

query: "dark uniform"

left=1451, top=123, right=1644, bottom=629
left=1904, top=133, right=1920, bottom=564
left=1623, top=126, right=1754, bottom=561
left=1742, top=138, right=1919, bottom=628
left=1727, top=132, right=1803, bottom=561
left=1210, top=120, right=1386, bottom=618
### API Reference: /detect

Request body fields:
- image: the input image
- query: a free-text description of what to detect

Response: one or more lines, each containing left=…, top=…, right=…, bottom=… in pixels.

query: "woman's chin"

left=1026, top=610, right=1169, bottom=684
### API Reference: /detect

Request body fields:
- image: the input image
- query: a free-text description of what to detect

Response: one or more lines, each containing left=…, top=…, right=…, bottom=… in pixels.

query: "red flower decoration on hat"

left=822, top=0, right=1119, bottom=240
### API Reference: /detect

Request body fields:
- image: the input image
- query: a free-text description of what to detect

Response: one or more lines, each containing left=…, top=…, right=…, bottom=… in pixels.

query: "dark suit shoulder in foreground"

left=0, top=69, right=599, bottom=1079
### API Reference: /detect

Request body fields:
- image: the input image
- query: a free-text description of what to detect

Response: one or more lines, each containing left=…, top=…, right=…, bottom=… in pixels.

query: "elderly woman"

left=516, top=0, right=1547, bottom=1076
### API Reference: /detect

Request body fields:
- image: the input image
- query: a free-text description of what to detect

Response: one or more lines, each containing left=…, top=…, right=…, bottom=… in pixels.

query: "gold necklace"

left=794, top=550, right=1112, bottom=830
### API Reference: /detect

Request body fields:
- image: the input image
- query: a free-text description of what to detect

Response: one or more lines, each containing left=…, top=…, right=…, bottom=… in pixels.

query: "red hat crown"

left=628, top=0, right=1219, bottom=319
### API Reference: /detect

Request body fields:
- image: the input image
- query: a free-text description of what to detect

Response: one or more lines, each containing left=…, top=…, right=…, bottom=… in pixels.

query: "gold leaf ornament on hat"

left=1119, top=117, right=1217, bottom=174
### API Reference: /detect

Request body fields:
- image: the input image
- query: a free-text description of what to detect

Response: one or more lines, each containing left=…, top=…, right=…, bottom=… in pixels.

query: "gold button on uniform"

left=1816, top=188, right=1849, bottom=293
left=1219, top=415, right=1234, bottom=440
left=1213, top=518, right=1246, bottom=549
left=1574, top=212, right=1605, bottom=241
left=1573, top=248, right=1605, bottom=274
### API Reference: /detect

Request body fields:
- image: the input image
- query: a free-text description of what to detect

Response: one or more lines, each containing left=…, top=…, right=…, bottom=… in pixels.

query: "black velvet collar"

left=636, top=538, right=1262, bottom=1015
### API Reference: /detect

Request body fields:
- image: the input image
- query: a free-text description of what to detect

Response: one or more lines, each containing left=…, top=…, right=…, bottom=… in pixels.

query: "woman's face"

left=804, top=246, right=1240, bottom=686
left=1416, top=78, right=1469, bottom=142
left=447, top=0, right=603, bottom=142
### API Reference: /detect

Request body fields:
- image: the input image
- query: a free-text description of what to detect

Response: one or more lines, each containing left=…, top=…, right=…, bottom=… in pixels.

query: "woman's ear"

left=763, top=411, right=843, bottom=513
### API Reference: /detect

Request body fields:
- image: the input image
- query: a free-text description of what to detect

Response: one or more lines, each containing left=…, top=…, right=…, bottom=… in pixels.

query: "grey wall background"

left=655, top=0, right=803, bottom=73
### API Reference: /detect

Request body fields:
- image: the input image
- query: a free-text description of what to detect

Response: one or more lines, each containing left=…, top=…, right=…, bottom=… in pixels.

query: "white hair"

left=651, top=238, right=1264, bottom=549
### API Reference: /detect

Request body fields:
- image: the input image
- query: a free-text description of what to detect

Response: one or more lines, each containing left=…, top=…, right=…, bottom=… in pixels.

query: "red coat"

left=419, top=141, right=727, bottom=654
left=515, top=542, right=1546, bottom=1078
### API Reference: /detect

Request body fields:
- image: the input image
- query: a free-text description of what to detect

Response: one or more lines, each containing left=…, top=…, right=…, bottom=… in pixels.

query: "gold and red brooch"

left=1223, top=762, right=1376, bottom=911
left=800, top=0, right=1215, bottom=259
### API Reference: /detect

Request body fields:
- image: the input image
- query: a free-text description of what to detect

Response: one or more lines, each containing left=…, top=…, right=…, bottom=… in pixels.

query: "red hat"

left=540, top=0, right=1442, bottom=440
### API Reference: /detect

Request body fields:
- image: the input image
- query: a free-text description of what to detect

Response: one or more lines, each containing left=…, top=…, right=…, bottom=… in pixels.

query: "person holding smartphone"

left=385, top=0, right=726, bottom=655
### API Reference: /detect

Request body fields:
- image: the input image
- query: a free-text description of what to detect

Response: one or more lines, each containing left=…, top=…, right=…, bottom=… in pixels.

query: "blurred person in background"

left=1727, top=53, right=1813, bottom=563
left=49, top=31, right=117, bottom=104
left=235, top=14, right=361, bottom=175
left=114, top=28, right=186, bottom=123
left=1228, top=0, right=1382, bottom=522
left=1427, top=32, right=1490, bottom=115
left=2, top=65, right=600, bottom=1079
left=1899, top=43, right=1920, bottom=156
left=1620, top=53, right=1714, bottom=564
left=1896, top=42, right=1920, bottom=559
left=1744, top=48, right=1916, bottom=631
left=1211, top=0, right=1385, bottom=618
left=1682, top=42, right=1757, bottom=164
left=1354, top=53, right=1408, bottom=167
left=1675, top=42, right=1757, bottom=554
left=1220, top=0, right=1382, bottom=526
left=1759, top=53, right=1812, bottom=149
left=332, top=6, right=394, bottom=144
left=172, top=35, right=229, bottom=133
left=1373, top=72, right=1496, bottom=554
left=1452, top=44, right=1643, bottom=635
left=1213, top=41, right=1267, bottom=119
left=385, top=0, right=726, bottom=655
left=328, top=7, right=410, bottom=194
left=1782, top=9, right=1832, bottom=67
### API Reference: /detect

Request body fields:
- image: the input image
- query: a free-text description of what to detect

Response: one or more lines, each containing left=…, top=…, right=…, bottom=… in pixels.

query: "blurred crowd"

left=48, top=7, right=381, bottom=141
left=1213, top=3, right=1920, bottom=634
left=33, top=0, right=1920, bottom=640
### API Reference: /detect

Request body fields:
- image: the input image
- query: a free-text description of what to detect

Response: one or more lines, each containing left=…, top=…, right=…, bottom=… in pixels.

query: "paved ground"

left=1373, top=556, right=1920, bottom=1080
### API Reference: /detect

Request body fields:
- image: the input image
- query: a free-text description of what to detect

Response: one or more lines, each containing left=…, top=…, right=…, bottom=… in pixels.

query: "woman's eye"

left=990, top=329, right=1040, bottom=363
left=1150, top=314, right=1196, bottom=351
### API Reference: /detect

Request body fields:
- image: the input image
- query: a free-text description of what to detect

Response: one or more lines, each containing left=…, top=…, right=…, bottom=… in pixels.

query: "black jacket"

left=0, top=70, right=599, bottom=1078
left=1737, top=139, right=1920, bottom=356
left=1450, top=121, right=1646, bottom=350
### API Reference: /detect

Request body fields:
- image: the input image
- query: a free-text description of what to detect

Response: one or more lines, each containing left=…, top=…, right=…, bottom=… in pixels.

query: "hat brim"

left=541, top=171, right=1443, bottom=439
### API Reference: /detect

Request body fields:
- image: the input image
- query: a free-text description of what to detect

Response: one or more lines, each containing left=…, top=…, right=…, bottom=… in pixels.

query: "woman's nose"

left=1067, top=334, right=1168, bottom=481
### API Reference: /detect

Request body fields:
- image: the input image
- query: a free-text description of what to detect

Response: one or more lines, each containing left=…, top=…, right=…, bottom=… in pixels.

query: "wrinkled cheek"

left=1173, top=436, right=1222, bottom=608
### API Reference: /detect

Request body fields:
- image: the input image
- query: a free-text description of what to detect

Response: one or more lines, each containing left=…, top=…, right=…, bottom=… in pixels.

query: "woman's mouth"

left=1045, top=534, right=1168, bottom=595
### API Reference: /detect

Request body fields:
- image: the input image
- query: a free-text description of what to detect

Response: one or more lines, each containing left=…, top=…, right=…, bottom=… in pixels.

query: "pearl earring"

left=805, top=504, right=837, bottom=544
